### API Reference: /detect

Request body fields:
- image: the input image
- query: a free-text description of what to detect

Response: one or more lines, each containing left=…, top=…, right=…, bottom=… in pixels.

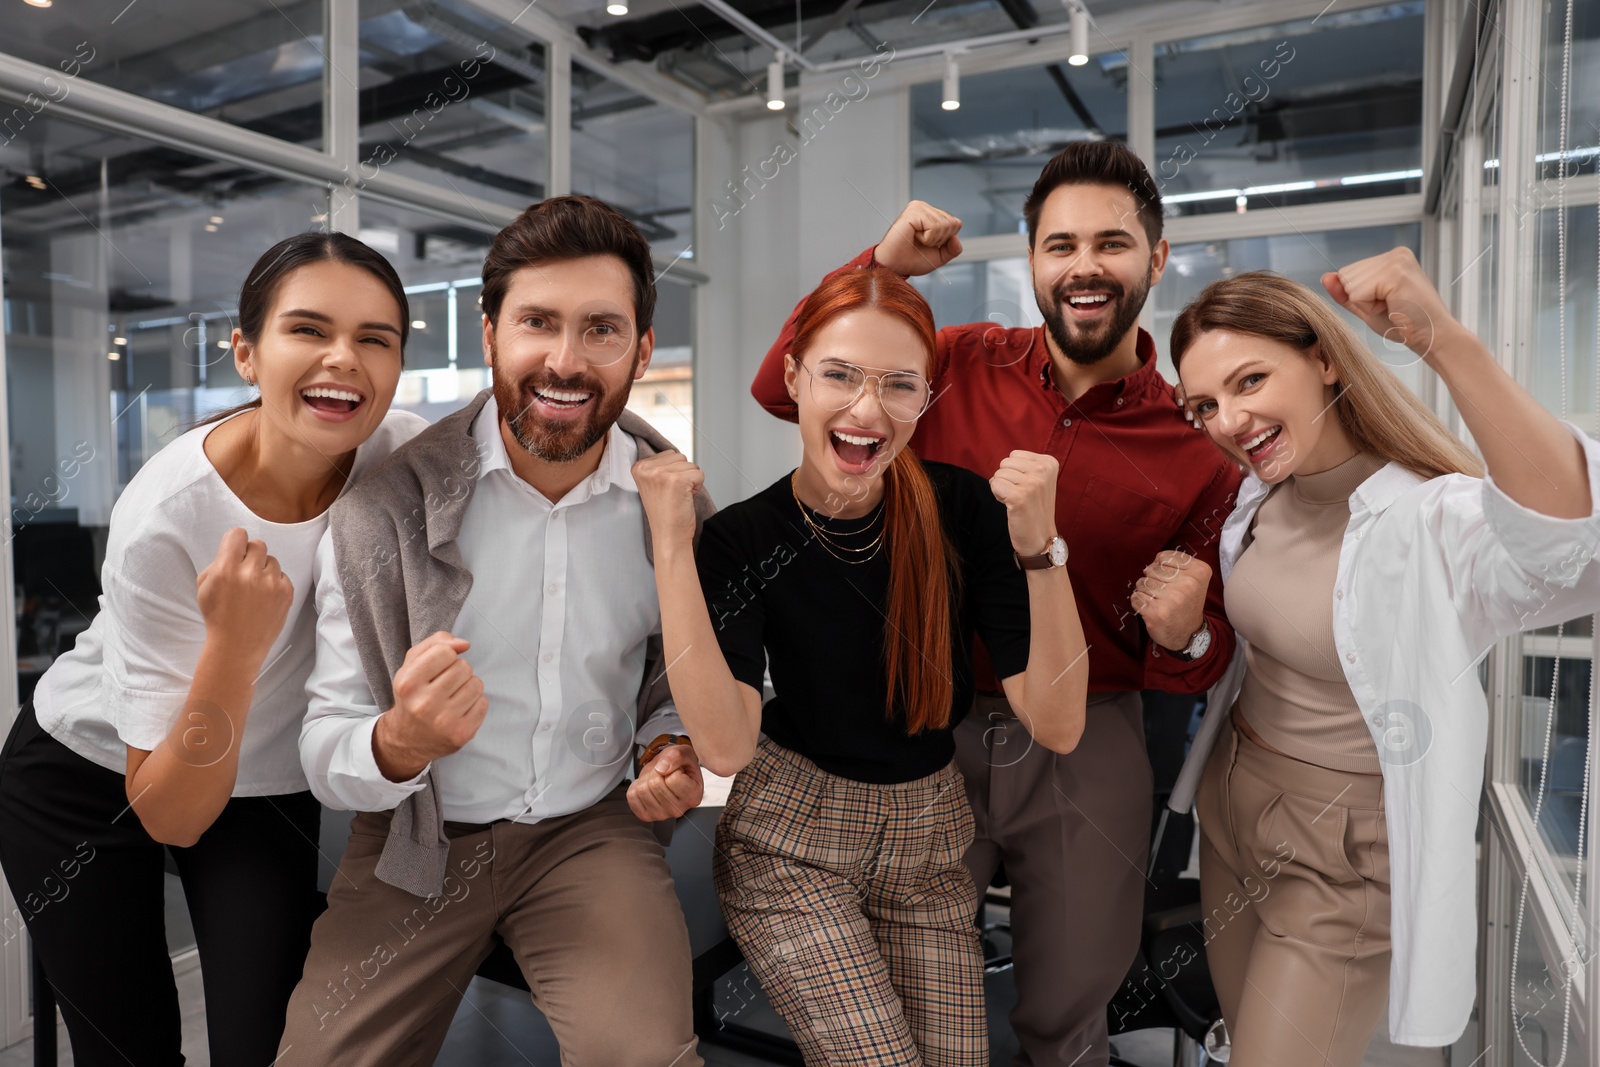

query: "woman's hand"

left=196, top=528, right=294, bottom=672
left=990, top=450, right=1060, bottom=554
left=1323, top=247, right=1464, bottom=362
left=633, top=452, right=704, bottom=550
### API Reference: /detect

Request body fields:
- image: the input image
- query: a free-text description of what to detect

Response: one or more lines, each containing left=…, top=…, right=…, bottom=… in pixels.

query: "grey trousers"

left=955, top=690, right=1151, bottom=1067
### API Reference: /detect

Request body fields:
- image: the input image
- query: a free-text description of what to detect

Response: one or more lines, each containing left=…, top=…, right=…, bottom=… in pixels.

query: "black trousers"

left=0, top=703, right=323, bottom=1066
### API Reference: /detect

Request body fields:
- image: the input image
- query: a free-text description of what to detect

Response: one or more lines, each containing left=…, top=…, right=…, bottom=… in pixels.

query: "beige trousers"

left=1197, top=720, right=1391, bottom=1067
left=276, top=785, right=701, bottom=1067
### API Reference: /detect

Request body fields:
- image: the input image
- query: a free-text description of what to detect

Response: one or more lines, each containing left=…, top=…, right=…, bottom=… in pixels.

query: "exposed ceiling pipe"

left=695, top=0, right=820, bottom=70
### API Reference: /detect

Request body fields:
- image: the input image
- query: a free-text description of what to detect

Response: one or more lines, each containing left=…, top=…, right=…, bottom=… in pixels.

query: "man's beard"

left=1035, top=260, right=1153, bottom=366
left=490, top=343, right=637, bottom=463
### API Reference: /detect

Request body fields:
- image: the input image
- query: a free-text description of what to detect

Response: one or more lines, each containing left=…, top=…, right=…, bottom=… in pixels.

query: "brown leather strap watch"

left=1014, top=534, right=1069, bottom=571
left=636, top=733, right=693, bottom=774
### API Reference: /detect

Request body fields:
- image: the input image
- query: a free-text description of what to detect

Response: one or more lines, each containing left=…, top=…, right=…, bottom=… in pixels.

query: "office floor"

left=0, top=907, right=1445, bottom=1067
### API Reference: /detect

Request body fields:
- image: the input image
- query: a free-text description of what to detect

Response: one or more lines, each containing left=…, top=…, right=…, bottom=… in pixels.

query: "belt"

left=442, top=819, right=501, bottom=838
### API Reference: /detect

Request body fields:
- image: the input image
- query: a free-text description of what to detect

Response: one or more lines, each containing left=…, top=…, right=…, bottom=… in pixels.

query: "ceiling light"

left=113, top=336, right=127, bottom=345
left=204, top=224, right=218, bottom=232
left=25, top=175, right=46, bottom=189
left=217, top=340, right=232, bottom=349
left=107, top=351, right=120, bottom=360
left=606, top=0, right=628, bottom=13
left=766, top=55, right=786, bottom=110
left=1067, top=2, right=1089, bottom=66
left=24, top=0, right=53, bottom=8
left=411, top=320, right=427, bottom=330
left=942, top=53, right=960, bottom=111
left=208, top=215, right=223, bottom=224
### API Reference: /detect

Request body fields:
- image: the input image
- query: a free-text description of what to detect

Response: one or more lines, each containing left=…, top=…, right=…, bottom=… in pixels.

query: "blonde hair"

left=1170, top=271, right=1482, bottom=481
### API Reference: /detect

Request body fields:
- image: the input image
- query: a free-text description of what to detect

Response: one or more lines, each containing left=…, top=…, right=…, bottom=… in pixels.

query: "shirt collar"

left=470, top=392, right=639, bottom=497
left=1031, top=326, right=1163, bottom=407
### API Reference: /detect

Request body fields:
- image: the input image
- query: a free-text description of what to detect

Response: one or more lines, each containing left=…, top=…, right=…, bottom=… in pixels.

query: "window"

left=358, top=0, right=548, bottom=211
left=6, top=0, right=326, bottom=143
left=1152, top=3, right=1425, bottom=216
left=570, top=62, right=694, bottom=262
left=910, top=55, right=1129, bottom=238
left=1151, top=224, right=1425, bottom=391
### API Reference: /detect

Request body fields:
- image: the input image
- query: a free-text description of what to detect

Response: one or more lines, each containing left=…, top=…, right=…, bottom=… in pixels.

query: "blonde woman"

left=1165, top=247, right=1600, bottom=1065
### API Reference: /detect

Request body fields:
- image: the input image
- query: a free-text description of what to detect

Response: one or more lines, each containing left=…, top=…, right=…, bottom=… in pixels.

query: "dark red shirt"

left=751, top=247, right=1242, bottom=694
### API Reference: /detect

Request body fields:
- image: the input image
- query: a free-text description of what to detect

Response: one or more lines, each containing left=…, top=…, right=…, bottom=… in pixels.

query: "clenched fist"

left=196, top=528, right=294, bottom=671
left=1131, top=550, right=1211, bottom=652
left=1322, top=246, right=1462, bottom=361
left=628, top=743, right=704, bottom=822
left=633, top=451, right=703, bottom=550
left=372, top=631, right=488, bottom=782
left=990, top=451, right=1060, bottom=555
left=875, top=201, right=964, bottom=277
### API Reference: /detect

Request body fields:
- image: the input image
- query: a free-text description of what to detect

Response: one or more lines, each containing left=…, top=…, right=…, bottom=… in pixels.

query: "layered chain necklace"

left=789, top=472, right=885, bottom=565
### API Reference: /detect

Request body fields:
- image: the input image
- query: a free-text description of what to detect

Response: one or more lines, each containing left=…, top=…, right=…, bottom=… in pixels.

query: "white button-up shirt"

left=300, top=395, right=682, bottom=823
left=1171, top=422, right=1600, bottom=1047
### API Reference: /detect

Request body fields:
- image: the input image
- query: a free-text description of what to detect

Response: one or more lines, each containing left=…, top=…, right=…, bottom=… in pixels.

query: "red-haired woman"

left=632, top=265, right=1089, bottom=1064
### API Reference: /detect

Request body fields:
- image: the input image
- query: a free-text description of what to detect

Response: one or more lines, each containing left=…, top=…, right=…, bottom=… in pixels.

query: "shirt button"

left=542, top=652, right=554, bottom=663
left=1336, top=589, right=1344, bottom=600
left=1345, top=651, right=1356, bottom=663
left=1062, top=417, right=1073, bottom=427
left=547, top=583, right=558, bottom=594
left=1371, top=715, right=1383, bottom=728
left=540, top=722, right=553, bottom=732
left=1115, top=398, right=1125, bottom=407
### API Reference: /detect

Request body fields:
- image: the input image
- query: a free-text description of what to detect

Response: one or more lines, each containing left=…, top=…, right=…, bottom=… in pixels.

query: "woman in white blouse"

left=0, top=233, right=426, bottom=1066
left=1162, top=247, right=1599, bottom=1065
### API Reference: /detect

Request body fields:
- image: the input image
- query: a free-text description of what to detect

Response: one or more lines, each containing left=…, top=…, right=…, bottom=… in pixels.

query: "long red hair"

left=789, top=266, right=959, bottom=734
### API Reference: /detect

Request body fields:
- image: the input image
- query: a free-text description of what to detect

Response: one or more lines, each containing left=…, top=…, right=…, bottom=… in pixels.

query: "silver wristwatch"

left=1173, top=621, right=1212, bottom=662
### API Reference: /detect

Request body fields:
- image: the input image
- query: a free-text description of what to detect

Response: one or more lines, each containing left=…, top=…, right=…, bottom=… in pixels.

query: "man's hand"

left=372, top=631, right=487, bottom=782
left=875, top=201, right=964, bottom=277
left=628, top=743, right=704, bottom=821
left=1131, top=550, right=1212, bottom=652
left=632, top=452, right=704, bottom=551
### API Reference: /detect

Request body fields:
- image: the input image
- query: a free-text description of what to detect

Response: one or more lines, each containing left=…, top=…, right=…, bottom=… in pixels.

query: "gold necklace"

left=790, top=473, right=885, bottom=564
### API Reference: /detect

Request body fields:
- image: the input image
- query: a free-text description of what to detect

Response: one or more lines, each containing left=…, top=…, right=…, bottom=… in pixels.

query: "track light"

left=606, top=0, right=628, bottom=14
left=942, top=53, right=960, bottom=110
left=1068, top=2, right=1089, bottom=66
left=766, top=55, right=786, bottom=110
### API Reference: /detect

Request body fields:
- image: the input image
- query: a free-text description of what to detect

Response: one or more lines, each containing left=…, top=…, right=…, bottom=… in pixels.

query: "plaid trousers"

left=714, top=737, right=987, bottom=1066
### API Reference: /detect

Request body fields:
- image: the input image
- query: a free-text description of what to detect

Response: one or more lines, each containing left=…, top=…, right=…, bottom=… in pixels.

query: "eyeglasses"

left=795, top=358, right=933, bottom=422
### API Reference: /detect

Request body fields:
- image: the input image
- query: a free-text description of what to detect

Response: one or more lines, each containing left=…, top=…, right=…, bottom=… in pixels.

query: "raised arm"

left=752, top=201, right=966, bottom=419
left=1325, top=247, right=1590, bottom=519
left=632, top=451, right=763, bottom=777
left=991, top=451, right=1090, bottom=753
left=124, top=529, right=294, bottom=846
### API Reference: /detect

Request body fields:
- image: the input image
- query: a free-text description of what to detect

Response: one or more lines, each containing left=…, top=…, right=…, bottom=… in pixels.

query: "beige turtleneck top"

left=1224, top=450, right=1388, bottom=774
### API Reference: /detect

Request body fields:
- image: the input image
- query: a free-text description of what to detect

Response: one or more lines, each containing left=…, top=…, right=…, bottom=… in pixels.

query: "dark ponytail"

left=195, top=231, right=410, bottom=428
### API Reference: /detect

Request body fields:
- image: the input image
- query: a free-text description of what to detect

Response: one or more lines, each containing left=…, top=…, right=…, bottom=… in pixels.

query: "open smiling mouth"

left=829, top=429, right=887, bottom=474
left=1242, top=425, right=1282, bottom=459
left=1063, top=291, right=1116, bottom=319
left=530, top=385, right=594, bottom=413
left=301, top=386, right=365, bottom=419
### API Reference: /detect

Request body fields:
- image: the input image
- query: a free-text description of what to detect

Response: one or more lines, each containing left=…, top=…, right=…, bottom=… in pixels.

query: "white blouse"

left=1170, top=421, right=1600, bottom=1047
left=33, top=408, right=427, bottom=795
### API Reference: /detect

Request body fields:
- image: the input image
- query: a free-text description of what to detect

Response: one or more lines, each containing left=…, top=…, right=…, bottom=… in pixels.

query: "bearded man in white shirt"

left=277, top=195, right=712, bottom=1067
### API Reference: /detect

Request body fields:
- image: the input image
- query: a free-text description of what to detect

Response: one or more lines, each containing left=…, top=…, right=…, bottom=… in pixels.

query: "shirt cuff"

left=344, top=715, right=431, bottom=805
left=636, top=703, right=687, bottom=749
left=109, top=686, right=187, bottom=753
left=1481, top=420, right=1600, bottom=582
